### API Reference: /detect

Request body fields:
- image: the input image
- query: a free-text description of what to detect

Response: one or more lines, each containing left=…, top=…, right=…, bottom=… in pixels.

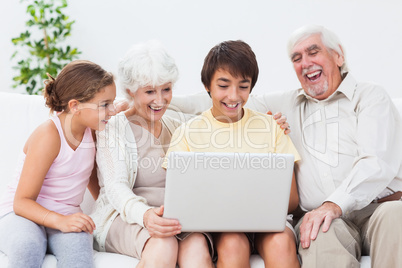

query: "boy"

left=164, top=40, right=300, bottom=268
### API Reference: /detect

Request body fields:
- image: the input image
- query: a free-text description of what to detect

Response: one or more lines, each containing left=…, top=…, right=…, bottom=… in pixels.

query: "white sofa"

left=0, top=91, right=391, bottom=267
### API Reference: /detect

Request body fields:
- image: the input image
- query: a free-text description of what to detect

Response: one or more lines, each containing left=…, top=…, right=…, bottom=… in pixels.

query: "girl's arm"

left=87, top=162, right=100, bottom=200
left=288, top=171, right=299, bottom=213
left=87, top=130, right=100, bottom=200
left=13, top=120, right=95, bottom=233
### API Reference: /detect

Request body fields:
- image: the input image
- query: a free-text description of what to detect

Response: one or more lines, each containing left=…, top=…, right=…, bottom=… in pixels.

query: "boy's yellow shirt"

left=163, top=108, right=300, bottom=168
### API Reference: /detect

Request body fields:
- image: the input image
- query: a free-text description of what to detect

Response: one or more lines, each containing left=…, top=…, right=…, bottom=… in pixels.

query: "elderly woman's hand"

left=143, top=205, right=182, bottom=238
left=268, top=111, right=291, bottom=135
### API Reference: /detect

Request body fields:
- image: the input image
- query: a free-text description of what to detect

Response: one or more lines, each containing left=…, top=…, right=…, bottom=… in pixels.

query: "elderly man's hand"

left=268, top=111, right=291, bottom=135
left=299, top=202, right=342, bottom=249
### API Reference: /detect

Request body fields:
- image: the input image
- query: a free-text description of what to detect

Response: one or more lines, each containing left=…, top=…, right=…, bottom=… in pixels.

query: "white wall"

left=1, top=0, right=402, bottom=98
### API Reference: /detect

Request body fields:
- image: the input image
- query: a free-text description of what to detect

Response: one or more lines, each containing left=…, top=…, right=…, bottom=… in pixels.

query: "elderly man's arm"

left=327, top=87, right=402, bottom=212
left=168, top=92, right=292, bottom=133
left=299, top=85, right=402, bottom=249
left=169, top=91, right=287, bottom=115
left=169, top=93, right=212, bottom=115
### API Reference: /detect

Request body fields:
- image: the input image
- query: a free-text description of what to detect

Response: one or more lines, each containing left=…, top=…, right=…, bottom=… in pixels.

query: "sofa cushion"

left=0, top=93, right=50, bottom=196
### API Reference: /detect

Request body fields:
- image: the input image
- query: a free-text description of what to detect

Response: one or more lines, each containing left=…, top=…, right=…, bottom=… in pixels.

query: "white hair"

left=287, top=25, right=349, bottom=75
left=118, top=40, right=179, bottom=99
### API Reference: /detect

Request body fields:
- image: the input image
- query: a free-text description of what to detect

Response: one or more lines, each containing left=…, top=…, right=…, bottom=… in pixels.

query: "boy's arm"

left=288, top=171, right=299, bottom=213
left=273, top=118, right=300, bottom=213
left=274, top=120, right=301, bottom=162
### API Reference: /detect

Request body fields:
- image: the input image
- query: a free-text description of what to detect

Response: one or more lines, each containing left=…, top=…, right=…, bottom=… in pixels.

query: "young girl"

left=0, top=60, right=116, bottom=267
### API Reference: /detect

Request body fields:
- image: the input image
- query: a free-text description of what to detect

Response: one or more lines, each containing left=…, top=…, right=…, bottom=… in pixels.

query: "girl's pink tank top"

left=0, top=116, right=95, bottom=216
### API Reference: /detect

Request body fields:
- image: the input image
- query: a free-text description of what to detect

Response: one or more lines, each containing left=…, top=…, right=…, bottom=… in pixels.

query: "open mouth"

left=149, top=106, right=163, bottom=112
left=101, top=120, right=108, bottom=124
left=223, top=102, right=240, bottom=109
left=306, top=70, right=322, bottom=82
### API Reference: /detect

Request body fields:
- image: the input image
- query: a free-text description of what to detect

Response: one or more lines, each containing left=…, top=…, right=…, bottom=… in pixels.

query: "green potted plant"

left=11, top=0, right=81, bottom=95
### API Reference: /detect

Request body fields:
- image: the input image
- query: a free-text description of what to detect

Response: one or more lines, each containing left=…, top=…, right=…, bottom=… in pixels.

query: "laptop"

left=163, top=151, right=294, bottom=232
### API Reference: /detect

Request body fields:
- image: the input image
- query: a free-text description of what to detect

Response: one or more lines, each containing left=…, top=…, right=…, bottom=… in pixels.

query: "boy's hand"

left=268, top=111, right=291, bottom=135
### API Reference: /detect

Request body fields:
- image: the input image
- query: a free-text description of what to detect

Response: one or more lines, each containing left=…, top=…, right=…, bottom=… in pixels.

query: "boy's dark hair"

left=201, top=40, right=259, bottom=92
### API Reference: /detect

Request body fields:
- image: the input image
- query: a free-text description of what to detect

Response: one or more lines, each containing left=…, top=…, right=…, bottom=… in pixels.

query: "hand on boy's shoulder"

left=249, top=108, right=290, bottom=135
left=267, top=111, right=291, bottom=135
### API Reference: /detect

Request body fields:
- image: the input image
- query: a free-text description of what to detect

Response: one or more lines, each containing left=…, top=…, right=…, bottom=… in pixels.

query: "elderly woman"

left=91, top=41, right=214, bottom=268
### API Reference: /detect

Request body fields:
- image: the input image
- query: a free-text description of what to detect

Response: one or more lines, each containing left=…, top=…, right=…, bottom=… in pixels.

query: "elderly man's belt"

left=374, top=191, right=402, bottom=203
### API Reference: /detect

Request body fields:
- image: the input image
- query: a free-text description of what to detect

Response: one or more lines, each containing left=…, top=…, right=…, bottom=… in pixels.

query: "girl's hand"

left=268, top=111, right=291, bottom=135
left=114, top=99, right=130, bottom=113
left=56, top=212, right=96, bottom=234
left=143, top=205, right=182, bottom=238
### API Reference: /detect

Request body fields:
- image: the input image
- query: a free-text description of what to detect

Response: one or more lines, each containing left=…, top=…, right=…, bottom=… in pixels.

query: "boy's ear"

left=204, top=86, right=211, bottom=97
left=68, top=99, right=80, bottom=113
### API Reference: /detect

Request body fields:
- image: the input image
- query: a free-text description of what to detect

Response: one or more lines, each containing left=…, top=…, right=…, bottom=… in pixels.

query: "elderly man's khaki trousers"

left=295, top=201, right=402, bottom=268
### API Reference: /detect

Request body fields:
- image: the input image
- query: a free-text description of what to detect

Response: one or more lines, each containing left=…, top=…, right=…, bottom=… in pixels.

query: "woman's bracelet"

left=42, top=210, right=52, bottom=226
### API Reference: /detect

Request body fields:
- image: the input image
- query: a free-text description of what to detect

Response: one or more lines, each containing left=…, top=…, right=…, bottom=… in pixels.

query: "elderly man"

left=169, top=25, right=402, bottom=267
